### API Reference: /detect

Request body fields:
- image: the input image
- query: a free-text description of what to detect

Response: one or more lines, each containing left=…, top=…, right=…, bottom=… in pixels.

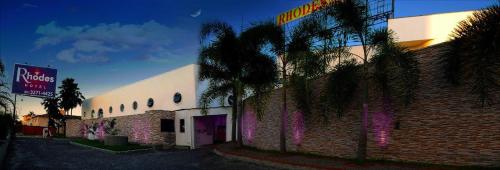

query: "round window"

left=98, top=108, right=103, bottom=118
left=228, top=95, right=234, bottom=106
left=120, top=104, right=125, bottom=112
left=132, top=101, right=138, bottom=110
left=147, top=98, right=154, bottom=107
left=109, top=106, right=113, bottom=114
left=173, top=92, right=182, bottom=103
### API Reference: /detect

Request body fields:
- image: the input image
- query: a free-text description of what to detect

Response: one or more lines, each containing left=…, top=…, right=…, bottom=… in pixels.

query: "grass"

left=72, top=138, right=151, bottom=152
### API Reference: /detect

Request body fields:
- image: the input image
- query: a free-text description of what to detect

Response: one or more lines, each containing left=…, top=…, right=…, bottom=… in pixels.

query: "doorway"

left=193, top=115, right=226, bottom=147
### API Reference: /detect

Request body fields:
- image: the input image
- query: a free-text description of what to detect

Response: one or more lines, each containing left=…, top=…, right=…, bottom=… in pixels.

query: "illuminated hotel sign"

left=12, top=64, right=57, bottom=98
left=276, top=0, right=334, bottom=26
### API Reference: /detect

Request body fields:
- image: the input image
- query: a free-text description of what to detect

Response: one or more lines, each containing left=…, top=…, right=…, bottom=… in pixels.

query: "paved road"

left=4, top=137, right=281, bottom=170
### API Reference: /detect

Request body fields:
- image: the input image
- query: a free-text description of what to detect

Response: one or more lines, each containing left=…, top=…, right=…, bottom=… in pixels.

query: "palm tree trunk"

left=357, top=41, right=369, bottom=162
left=236, top=84, right=244, bottom=147
left=280, top=64, right=287, bottom=152
left=231, top=87, right=237, bottom=142
left=64, top=110, right=68, bottom=137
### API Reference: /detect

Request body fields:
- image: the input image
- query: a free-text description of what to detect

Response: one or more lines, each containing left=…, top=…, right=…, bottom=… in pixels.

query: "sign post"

left=11, top=64, right=58, bottom=98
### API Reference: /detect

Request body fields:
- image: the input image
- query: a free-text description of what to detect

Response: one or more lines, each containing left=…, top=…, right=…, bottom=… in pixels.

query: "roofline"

left=392, top=9, right=477, bottom=20
left=84, top=64, right=198, bottom=101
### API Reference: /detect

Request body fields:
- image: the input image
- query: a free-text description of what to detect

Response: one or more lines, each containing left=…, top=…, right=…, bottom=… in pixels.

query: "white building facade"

left=81, top=64, right=233, bottom=148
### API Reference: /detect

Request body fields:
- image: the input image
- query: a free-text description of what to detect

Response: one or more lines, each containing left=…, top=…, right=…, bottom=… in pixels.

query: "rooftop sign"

left=276, top=0, right=334, bottom=26
left=12, top=64, right=57, bottom=98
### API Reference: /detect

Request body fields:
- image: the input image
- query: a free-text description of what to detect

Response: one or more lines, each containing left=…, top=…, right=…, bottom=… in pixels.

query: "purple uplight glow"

left=97, top=121, right=106, bottom=140
left=131, top=117, right=151, bottom=144
left=243, top=110, right=256, bottom=144
left=371, top=111, right=393, bottom=147
left=292, top=111, right=305, bottom=146
left=80, top=123, right=88, bottom=138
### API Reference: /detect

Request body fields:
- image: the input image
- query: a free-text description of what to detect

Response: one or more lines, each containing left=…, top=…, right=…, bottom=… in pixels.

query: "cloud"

left=35, top=20, right=197, bottom=63
left=190, top=9, right=202, bottom=18
left=22, top=3, right=38, bottom=8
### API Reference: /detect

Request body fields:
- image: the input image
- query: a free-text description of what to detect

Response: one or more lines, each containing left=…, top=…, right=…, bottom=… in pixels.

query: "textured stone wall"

left=66, top=119, right=82, bottom=137
left=67, top=110, right=175, bottom=145
left=243, top=43, right=500, bottom=167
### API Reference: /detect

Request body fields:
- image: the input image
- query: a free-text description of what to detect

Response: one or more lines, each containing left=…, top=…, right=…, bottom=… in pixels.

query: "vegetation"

left=0, top=60, right=13, bottom=112
left=0, top=60, right=13, bottom=139
left=58, top=78, right=85, bottom=116
left=198, top=21, right=278, bottom=146
left=72, top=138, right=151, bottom=151
left=441, top=4, right=500, bottom=107
left=42, top=97, right=62, bottom=132
left=325, top=59, right=360, bottom=118
left=283, top=0, right=419, bottom=161
left=0, top=114, right=13, bottom=139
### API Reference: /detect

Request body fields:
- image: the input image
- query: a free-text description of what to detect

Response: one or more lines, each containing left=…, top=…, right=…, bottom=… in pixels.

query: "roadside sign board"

left=12, top=64, right=57, bottom=98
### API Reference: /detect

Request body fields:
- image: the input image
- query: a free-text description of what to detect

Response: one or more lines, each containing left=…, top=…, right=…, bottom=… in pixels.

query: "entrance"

left=194, top=115, right=226, bottom=147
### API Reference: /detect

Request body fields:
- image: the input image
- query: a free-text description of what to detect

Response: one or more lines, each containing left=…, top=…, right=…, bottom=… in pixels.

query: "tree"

left=58, top=78, right=85, bottom=116
left=441, top=4, right=500, bottom=107
left=199, top=21, right=278, bottom=146
left=42, top=97, right=61, bottom=132
left=57, top=78, right=85, bottom=136
left=324, top=0, right=419, bottom=161
left=0, top=60, right=13, bottom=112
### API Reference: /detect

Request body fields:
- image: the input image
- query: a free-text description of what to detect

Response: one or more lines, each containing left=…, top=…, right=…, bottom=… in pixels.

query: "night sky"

left=0, top=0, right=496, bottom=116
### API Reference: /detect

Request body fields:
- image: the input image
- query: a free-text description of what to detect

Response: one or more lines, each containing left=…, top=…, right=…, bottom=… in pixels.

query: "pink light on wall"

left=131, top=117, right=151, bottom=144
left=243, top=110, right=256, bottom=144
left=97, top=121, right=106, bottom=140
left=80, top=123, right=88, bottom=138
left=371, top=111, right=393, bottom=147
left=292, top=111, right=305, bottom=146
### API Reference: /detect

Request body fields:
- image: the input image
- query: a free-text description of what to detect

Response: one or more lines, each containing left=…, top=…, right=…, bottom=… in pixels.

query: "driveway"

left=4, top=137, right=281, bottom=170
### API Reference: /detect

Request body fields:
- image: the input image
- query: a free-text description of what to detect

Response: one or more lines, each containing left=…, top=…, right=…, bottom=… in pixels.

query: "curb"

left=69, top=141, right=153, bottom=154
left=213, top=148, right=340, bottom=170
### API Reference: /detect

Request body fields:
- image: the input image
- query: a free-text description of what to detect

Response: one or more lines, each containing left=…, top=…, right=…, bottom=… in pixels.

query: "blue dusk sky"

left=0, top=0, right=496, bottom=116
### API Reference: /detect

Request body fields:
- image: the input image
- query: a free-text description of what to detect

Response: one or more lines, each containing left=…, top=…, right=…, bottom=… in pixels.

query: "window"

left=109, top=106, right=113, bottom=114
left=91, top=110, right=95, bottom=118
left=98, top=108, right=103, bottom=118
left=179, top=119, right=185, bottom=133
left=173, top=92, right=182, bottom=103
left=147, top=98, right=154, bottom=107
left=83, top=112, right=86, bottom=117
left=132, top=101, right=138, bottom=110
left=161, top=119, right=175, bottom=132
left=120, top=104, right=125, bottom=112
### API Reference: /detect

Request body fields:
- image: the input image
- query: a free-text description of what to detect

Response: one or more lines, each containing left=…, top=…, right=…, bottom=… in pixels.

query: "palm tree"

left=42, top=97, right=61, bottom=132
left=58, top=78, right=85, bottom=116
left=324, top=0, right=372, bottom=161
left=239, top=22, right=286, bottom=152
left=58, top=78, right=85, bottom=136
left=199, top=21, right=278, bottom=146
left=441, top=4, right=500, bottom=107
left=324, top=0, right=420, bottom=161
left=0, top=60, right=13, bottom=112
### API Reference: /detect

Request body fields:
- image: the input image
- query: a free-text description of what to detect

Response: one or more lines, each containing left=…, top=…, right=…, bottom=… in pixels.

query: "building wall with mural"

left=243, top=43, right=500, bottom=167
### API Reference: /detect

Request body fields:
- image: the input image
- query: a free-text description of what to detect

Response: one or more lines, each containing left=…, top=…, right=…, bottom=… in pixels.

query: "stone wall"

left=67, top=110, right=175, bottom=146
left=243, top=43, right=500, bottom=167
left=66, top=119, right=82, bottom=137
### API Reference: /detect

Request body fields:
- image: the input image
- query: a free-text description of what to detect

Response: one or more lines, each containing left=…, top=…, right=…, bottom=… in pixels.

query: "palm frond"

left=441, top=4, right=500, bottom=107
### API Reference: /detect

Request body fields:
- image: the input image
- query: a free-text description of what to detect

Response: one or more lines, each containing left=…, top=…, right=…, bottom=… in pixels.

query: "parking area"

left=4, top=137, right=280, bottom=170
